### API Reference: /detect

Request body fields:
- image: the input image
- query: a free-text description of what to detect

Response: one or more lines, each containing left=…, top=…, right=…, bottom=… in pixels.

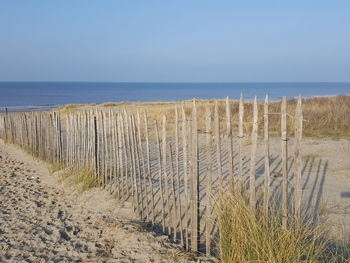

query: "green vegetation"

left=217, top=191, right=350, bottom=263
left=58, top=95, right=350, bottom=139
left=59, top=166, right=98, bottom=193
left=48, top=162, right=66, bottom=175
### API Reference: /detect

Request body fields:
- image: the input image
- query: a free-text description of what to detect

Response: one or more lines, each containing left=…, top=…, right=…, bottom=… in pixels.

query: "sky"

left=0, top=1, right=349, bottom=82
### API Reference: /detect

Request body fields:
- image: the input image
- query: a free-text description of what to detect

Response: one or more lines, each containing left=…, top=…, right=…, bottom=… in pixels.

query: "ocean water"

left=0, top=82, right=349, bottom=109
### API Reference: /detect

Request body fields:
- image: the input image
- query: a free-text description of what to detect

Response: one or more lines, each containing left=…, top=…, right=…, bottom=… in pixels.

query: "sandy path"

left=0, top=140, right=214, bottom=263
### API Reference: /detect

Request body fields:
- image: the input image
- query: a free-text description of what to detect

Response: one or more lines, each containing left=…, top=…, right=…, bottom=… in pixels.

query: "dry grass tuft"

left=59, top=166, right=98, bottom=192
left=100, top=102, right=120, bottom=107
left=56, top=104, right=82, bottom=112
left=73, top=166, right=98, bottom=192
left=165, top=250, right=196, bottom=262
left=48, top=162, right=66, bottom=175
left=56, top=95, right=350, bottom=138
left=217, top=191, right=350, bottom=263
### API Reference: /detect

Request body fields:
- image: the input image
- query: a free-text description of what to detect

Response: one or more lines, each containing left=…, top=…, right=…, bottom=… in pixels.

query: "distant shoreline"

left=1, top=94, right=349, bottom=113
left=0, top=82, right=349, bottom=108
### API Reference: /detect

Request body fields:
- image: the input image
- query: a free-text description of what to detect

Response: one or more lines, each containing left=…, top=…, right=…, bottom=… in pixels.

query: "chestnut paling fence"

left=0, top=95, right=303, bottom=255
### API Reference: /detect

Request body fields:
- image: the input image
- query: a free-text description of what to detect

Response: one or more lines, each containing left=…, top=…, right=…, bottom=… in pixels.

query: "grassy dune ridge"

left=58, top=95, right=350, bottom=138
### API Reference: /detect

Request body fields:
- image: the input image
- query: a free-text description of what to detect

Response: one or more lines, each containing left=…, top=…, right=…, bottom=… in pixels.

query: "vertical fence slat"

left=169, top=143, right=178, bottom=242
left=214, top=101, right=223, bottom=190
left=190, top=99, right=199, bottom=252
left=181, top=102, right=190, bottom=250
left=121, top=114, right=129, bottom=199
left=238, top=93, right=244, bottom=186
left=125, top=113, right=137, bottom=213
left=132, top=114, right=144, bottom=219
left=226, top=96, right=234, bottom=190
left=162, top=115, right=171, bottom=235
left=174, top=105, right=184, bottom=245
left=117, top=114, right=125, bottom=199
left=135, top=112, right=146, bottom=221
left=144, top=112, right=155, bottom=224
left=294, top=96, right=303, bottom=221
left=205, top=104, right=212, bottom=256
left=263, top=95, right=270, bottom=215
left=249, top=96, right=258, bottom=211
left=94, top=116, right=98, bottom=179
left=281, top=96, right=288, bottom=227
left=154, top=120, right=166, bottom=233
left=136, top=112, right=147, bottom=220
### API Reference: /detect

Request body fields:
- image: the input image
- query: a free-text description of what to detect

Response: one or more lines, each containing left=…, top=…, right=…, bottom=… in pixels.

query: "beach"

left=0, top=139, right=215, bottom=262
left=1, top=96, right=350, bottom=262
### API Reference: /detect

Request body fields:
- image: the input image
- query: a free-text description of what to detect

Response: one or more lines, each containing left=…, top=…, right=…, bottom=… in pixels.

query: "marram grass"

left=58, top=166, right=98, bottom=193
left=216, top=191, right=350, bottom=263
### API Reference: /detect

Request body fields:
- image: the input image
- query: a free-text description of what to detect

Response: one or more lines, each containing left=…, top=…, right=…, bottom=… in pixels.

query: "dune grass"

left=58, top=95, right=350, bottom=139
left=217, top=191, right=350, bottom=263
left=48, top=162, right=66, bottom=175
left=59, top=166, right=98, bottom=192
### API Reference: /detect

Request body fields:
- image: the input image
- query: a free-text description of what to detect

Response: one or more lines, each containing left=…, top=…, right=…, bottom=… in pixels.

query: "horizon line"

left=1, top=81, right=350, bottom=84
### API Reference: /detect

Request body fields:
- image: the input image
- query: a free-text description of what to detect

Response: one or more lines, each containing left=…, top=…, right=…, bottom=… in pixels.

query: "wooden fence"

left=0, top=95, right=303, bottom=255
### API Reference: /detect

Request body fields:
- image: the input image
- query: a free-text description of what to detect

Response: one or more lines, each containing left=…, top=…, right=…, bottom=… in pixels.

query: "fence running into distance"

left=0, top=95, right=303, bottom=255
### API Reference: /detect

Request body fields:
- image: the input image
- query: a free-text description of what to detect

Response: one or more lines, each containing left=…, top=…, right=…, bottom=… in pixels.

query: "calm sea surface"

left=0, top=82, right=349, bottom=109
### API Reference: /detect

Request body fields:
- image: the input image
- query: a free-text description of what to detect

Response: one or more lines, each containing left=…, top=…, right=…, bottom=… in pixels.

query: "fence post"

left=294, top=96, right=303, bottom=221
left=281, top=96, right=288, bottom=228
left=249, top=96, right=258, bottom=211
left=190, top=99, right=199, bottom=252
left=117, top=114, right=125, bottom=198
left=214, top=101, right=223, bottom=190
left=94, top=116, right=98, bottom=178
left=264, top=95, right=270, bottom=215
left=125, top=112, right=137, bottom=213
left=136, top=111, right=147, bottom=221
left=238, top=94, right=244, bottom=187
left=120, top=113, right=129, bottom=198
left=174, top=105, right=184, bottom=245
left=181, top=102, right=190, bottom=250
left=154, top=120, right=166, bottom=233
left=205, top=103, right=213, bottom=256
left=226, top=96, right=234, bottom=190
left=169, top=143, right=178, bottom=242
left=162, top=115, right=171, bottom=235
left=144, top=111, right=155, bottom=224
left=132, top=114, right=144, bottom=219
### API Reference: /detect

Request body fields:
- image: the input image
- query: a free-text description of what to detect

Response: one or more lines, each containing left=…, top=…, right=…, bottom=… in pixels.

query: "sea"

left=0, top=82, right=349, bottom=110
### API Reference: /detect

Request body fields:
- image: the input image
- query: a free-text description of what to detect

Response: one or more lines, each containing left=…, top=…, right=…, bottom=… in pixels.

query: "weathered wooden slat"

left=226, top=96, right=234, bottom=190
left=249, top=96, right=258, bottom=211
left=205, top=103, right=213, bottom=256
left=162, top=115, right=171, bottom=235
left=294, top=96, right=303, bottom=221
left=263, top=95, right=270, bottom=215
left=174, top=105, right=184, bottom=245
left=214, top=101, right=223, bottom=190
left=238, top=93, right=244, bottom=187
left=154, top=120, right=166, bottom=233
left=144, top=111, right=155, bottom=224
left=137, top=111, right=147, bottom=220
left=131, top=114, right=144, bottom=219
left=190, top=99, right=199, bottom=252
left=169, top=143, right=178, bottom=242
left=281, top=96, right=288, bottom=227
left=181, top=102, right=190, bottom=250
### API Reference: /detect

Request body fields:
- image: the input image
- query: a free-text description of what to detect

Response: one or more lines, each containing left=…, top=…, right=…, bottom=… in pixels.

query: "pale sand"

left=0, top=140, right=216, bottom=263
left=1, top=136, right=350, bottom=262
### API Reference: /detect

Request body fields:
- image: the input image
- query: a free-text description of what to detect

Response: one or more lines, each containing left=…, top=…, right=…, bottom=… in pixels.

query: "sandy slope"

left=0, top=140, right=215, bottom=263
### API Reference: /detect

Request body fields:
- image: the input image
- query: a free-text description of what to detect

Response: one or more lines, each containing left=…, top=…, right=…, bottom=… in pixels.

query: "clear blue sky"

left=0, top=1, right=349, bottom=82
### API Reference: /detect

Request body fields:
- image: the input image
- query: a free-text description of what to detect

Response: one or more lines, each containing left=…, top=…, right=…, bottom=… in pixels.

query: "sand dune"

left=0, top=140, right=215, bottom=263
